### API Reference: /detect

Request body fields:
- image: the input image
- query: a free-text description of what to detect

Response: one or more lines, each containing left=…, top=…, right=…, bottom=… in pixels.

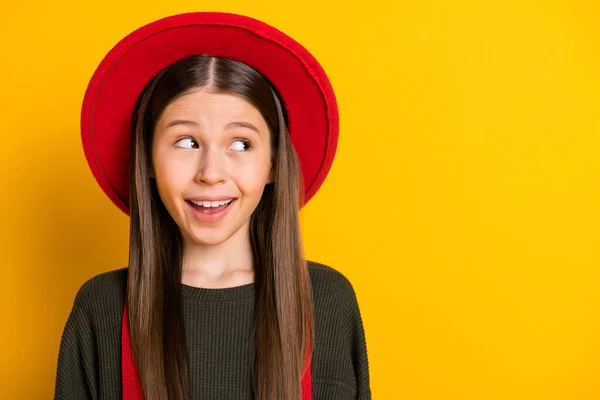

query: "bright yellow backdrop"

left=1, top=0, right=599, bottom=399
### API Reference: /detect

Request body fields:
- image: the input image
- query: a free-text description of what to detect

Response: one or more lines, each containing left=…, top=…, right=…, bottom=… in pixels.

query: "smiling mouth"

left=186, top=199, right=235, bottom=214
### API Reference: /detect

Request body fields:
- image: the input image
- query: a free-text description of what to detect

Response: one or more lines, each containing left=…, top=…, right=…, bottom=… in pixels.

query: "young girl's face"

left=151, top=89, right=274, bottom=246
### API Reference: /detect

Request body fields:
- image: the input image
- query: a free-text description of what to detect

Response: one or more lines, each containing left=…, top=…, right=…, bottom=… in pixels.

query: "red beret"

left=81, top=12, right=339, bottom=215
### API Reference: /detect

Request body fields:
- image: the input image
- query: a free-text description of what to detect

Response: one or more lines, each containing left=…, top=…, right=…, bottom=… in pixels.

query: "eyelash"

left=175, top=137, right=253, bottom=151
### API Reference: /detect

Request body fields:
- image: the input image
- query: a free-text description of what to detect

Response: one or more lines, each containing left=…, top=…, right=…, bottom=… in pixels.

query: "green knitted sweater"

left=54, top=261, right=371, bottom=399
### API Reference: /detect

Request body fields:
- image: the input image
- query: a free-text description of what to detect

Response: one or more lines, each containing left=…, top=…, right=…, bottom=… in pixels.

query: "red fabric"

left=122, top=302, right=312, bottom=399
left=81, top=12, right=338, bottom=216
left=122, top=302, right=144, bottom=399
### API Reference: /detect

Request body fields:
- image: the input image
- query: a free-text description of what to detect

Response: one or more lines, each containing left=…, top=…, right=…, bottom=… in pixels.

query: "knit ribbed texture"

left=54, top=261, right=371, bottom=399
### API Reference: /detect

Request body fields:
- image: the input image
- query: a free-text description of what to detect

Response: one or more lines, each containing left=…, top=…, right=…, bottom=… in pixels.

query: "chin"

left=184, top=222, right=248, bottom=247
left=186, top=231, right=232, bottom=246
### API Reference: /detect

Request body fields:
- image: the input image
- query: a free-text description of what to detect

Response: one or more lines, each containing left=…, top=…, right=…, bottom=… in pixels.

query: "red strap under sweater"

left=121, top=302, right=312, bottom=399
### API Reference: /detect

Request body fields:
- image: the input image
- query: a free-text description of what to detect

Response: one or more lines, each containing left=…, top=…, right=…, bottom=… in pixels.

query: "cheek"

left=234, top=156, right=272, bottom=193
left=153, top=158, right=188, bottom=202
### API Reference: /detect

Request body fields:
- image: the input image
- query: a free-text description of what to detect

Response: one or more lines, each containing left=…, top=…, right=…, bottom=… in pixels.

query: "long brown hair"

left=126, top=54, right=314, bottom=399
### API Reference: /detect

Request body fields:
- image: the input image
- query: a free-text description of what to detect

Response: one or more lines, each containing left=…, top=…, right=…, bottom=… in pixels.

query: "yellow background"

left=1, top=0, right=599, bottom=398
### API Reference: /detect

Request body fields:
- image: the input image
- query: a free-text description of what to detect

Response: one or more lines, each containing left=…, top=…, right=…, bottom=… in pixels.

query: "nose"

left=195, top=146, right=227, bottom=185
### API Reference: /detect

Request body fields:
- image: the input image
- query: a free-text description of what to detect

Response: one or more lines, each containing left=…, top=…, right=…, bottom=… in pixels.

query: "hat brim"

left=81, top=12, right=339, bottom=215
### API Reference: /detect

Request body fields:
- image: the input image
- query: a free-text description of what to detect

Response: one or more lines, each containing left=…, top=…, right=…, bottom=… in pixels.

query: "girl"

left=55, top=12, right=370, bottom=400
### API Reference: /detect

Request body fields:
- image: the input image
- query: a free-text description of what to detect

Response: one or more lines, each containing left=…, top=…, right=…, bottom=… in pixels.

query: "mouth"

left=186, top=198, right=236, bottom=214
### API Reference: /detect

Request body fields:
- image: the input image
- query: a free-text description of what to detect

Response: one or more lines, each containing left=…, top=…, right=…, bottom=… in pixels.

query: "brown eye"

left=230, top=139, right=252, bottom=152
left=175, top=137, right=197, bottom=149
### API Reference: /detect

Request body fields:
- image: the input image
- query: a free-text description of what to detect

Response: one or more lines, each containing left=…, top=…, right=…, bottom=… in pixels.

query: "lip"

left=186, top=198, right=236, bottom=223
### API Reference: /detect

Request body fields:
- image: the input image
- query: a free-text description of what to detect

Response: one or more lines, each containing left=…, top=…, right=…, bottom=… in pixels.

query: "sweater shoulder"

left=307, top=260, right=357, bottom=297
left=71, top=267, right=128, bottom=313
left=55, top=268, right=127, bottom=399
left=307, top=260, right=361, bottom=317
left=306, top=260, right=372, bottom=399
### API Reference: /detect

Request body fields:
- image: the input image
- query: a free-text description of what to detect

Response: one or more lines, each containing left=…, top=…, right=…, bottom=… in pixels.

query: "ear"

left=148, top=165, right=156, bottom=179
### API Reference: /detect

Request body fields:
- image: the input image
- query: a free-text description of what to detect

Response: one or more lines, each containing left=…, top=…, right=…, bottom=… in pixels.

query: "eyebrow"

left=164, top=119, right=261, bottom=135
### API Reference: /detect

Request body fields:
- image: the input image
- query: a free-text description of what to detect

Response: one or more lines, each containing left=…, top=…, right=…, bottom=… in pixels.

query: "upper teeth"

left=190, top=199, right=233, bottom=207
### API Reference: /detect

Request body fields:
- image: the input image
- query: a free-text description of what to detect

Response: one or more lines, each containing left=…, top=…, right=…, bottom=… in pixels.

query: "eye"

left=175, top=137, right=197, bottom=149
left=230, top=139, right=252, bottom=152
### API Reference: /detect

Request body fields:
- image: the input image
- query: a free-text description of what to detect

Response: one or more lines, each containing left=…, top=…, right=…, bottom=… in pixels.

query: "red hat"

left=81, top=12, right=339, bottom=215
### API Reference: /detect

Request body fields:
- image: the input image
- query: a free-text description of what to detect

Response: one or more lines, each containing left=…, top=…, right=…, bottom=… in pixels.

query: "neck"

left=180, top=223, right=255, bottom=289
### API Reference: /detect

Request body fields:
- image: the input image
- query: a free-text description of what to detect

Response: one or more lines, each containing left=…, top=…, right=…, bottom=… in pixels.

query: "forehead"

left=160, top=89, right=262, bottom=121
left=153, top=89, right=272, bottom=142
